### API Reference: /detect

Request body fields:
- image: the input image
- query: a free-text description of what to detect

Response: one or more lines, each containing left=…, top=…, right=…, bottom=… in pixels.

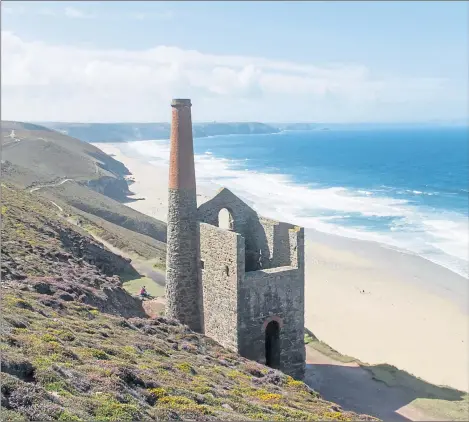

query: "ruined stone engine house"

left=165, top=99, right=305, bottom=379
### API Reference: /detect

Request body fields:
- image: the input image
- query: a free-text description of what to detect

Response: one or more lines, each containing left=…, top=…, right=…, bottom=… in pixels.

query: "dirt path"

left=49, top=201, right=64, bottom=213
left=62, top=214, right=166, bottom=289
left=90, top=231, right=165, bottom=286
left=305, top=346, right=445, bottom=421
left=30, top=178, right=73, bottom=193
left=30, top=179, right=165, bottom=288
left=2, top=130, right=22, bottom=148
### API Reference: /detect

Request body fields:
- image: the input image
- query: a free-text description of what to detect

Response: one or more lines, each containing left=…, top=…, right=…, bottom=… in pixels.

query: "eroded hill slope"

left=0, top=186, right=377, bottom=421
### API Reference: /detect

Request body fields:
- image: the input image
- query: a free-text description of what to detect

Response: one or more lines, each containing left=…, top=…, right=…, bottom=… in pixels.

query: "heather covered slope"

left=0, top=186, right=377, bottom=421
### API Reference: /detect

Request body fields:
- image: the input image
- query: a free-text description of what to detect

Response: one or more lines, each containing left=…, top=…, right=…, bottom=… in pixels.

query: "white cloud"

left=0, top=31, right=465, bottom=123
left=2, top=5, right=26, bottom=15
left=64, top=7, right=95, bottom=19
left=130, top=11, right=174, bottom=21
left=38, top=9, right=57, bottom=16
left=1, top=4, right=172, bottom=21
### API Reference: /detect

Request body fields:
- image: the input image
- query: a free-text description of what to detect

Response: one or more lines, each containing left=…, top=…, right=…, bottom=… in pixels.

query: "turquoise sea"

left=121, top=125, right=469, bottom=278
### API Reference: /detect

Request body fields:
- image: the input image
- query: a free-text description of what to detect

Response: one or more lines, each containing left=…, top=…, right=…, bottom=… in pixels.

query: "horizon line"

left=6, top=119, right=468, bottom=127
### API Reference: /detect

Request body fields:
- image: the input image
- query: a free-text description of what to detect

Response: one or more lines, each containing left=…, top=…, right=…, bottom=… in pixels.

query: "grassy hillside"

left=2, top=121, right=130, bottom=184
left=40, top=181, right=166, bottom=244
left=1, top=121, right=167, bottom=265
left=0, top=185, right=377, bottom=422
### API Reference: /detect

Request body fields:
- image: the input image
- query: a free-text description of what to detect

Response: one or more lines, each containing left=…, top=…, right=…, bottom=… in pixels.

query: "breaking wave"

left=121, top=138, right=468, bottom=278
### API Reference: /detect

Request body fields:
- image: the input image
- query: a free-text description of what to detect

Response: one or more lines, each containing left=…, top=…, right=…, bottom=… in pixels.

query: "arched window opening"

left=218, top=208, right=234, bottom=231
left=265, top=321, right=281, bottom=369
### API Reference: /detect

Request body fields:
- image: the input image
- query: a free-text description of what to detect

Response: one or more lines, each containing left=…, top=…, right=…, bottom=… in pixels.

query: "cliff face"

left=0, top=185, right=377, bottom=422
left=86, top=176, right=132, bottom=202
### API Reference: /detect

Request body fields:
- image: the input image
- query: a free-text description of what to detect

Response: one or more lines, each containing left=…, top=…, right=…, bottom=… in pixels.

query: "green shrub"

left=158, top=396, right=214, bottom=416
left=176, top=362, right=195, bottom=374
left=93, top=393, right=141, bottom=422
left=80, top=348, right=109, bottom=360
left=148, top=387, right=168, bottom=400
left=304, top=333, right=315, bottom=344
left=58, top=410, right=83, bottom=421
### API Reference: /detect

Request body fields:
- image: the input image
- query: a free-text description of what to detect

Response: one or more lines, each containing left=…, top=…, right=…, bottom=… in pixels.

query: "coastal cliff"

left=40, top=122, right=282, bottom=143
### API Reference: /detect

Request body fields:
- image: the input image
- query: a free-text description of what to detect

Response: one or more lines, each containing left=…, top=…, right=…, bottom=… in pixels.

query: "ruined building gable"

left=198, top=187, right=255, bottom=230
left=198, top=188, right=302, bottom=272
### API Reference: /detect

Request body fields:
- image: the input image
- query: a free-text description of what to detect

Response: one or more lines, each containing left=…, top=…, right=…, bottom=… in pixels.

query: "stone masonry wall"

left=199, top=222, right=245, bottom=351
left=166, top=188, right=203, bottom=332
left=254, top=218, right=296, bottom=269
left=237, top=266, right=305, bottom=380
left=198, top=188, right=280, bottom=272
left=272, top=222, right=297, bottom=268
left=197, top=189, right=306, bottom=379
left=237, top=226, right=305, bottom=380
left=198, top=188, right=255, bottom=235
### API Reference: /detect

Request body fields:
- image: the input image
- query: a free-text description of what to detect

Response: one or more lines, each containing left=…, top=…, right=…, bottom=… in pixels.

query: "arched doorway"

left=265, top=321, right=280, bottom=369
left=218, top=208, right=234, bottom=231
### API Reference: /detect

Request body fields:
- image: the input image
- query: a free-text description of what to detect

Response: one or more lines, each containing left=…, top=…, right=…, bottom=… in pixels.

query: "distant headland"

left=37, top=122, right=319, bottom=143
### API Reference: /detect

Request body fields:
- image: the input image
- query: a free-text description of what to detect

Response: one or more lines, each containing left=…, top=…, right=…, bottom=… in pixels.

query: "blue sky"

left=1, top=1, right=468, bottom=123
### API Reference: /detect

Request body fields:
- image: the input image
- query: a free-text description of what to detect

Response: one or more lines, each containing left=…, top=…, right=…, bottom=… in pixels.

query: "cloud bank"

left=1, top=31, right=466, bottom=123
left=2, top=4, right=173, bottom=21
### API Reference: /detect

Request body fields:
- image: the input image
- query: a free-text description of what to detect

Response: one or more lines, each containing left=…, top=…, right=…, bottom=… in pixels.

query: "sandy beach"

left=96, top=142, right=468, bottom=393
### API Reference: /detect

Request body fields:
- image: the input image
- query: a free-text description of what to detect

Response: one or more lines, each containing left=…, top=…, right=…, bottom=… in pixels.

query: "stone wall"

left=166, top=188, right=203, bottom=332
left=197, top=189, right=306, bottom=380
left=198, top=188, right=281, bottom=272
left=238, top=267, right=305, bottom=379
left=198, top=188, right=255, bottom=235
left=253, top=218, right=296, bottom=270
left=199, top=222, right=245, bottom=351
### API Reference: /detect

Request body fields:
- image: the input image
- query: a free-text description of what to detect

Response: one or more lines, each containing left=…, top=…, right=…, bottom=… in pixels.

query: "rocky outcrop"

left=86, top=176, right=132, bottom=201
left=4, top=276, right=146, bottom=319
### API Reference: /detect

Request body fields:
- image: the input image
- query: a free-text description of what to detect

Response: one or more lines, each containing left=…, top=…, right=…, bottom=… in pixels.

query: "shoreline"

left=95, top=141, right=469, bottom=392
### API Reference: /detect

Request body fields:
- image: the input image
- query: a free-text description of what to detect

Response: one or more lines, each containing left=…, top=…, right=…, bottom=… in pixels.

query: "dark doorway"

left=265, top=321, right=281, bottom=369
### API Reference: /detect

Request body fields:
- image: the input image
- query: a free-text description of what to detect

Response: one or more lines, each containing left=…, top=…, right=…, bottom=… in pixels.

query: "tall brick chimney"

left=165, top=99, right=203, bottom=332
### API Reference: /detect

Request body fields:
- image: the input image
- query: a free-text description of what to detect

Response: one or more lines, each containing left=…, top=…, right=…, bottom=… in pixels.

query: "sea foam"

left=122, top=139, right=468, bottom=279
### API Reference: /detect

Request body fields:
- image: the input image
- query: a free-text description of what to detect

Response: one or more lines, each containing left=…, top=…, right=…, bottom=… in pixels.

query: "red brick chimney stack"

left=168, top=99, right=196, bottom=190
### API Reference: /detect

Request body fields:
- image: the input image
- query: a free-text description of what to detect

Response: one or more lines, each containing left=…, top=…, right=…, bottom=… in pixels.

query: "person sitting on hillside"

left=139, top=286, right=150, bottom=299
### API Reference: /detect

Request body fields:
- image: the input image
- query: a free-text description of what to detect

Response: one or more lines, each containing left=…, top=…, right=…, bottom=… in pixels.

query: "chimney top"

left=171, top=99, right=192, bottom=107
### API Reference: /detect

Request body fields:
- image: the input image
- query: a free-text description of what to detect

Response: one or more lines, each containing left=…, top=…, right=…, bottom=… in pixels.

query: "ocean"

left=119, top=125, right=469, bottom=278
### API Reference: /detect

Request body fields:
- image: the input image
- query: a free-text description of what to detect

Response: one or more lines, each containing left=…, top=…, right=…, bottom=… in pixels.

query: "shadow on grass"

left=304, top=329, right=468, bottom=421
left=119, top=267, right=141, bottom=283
